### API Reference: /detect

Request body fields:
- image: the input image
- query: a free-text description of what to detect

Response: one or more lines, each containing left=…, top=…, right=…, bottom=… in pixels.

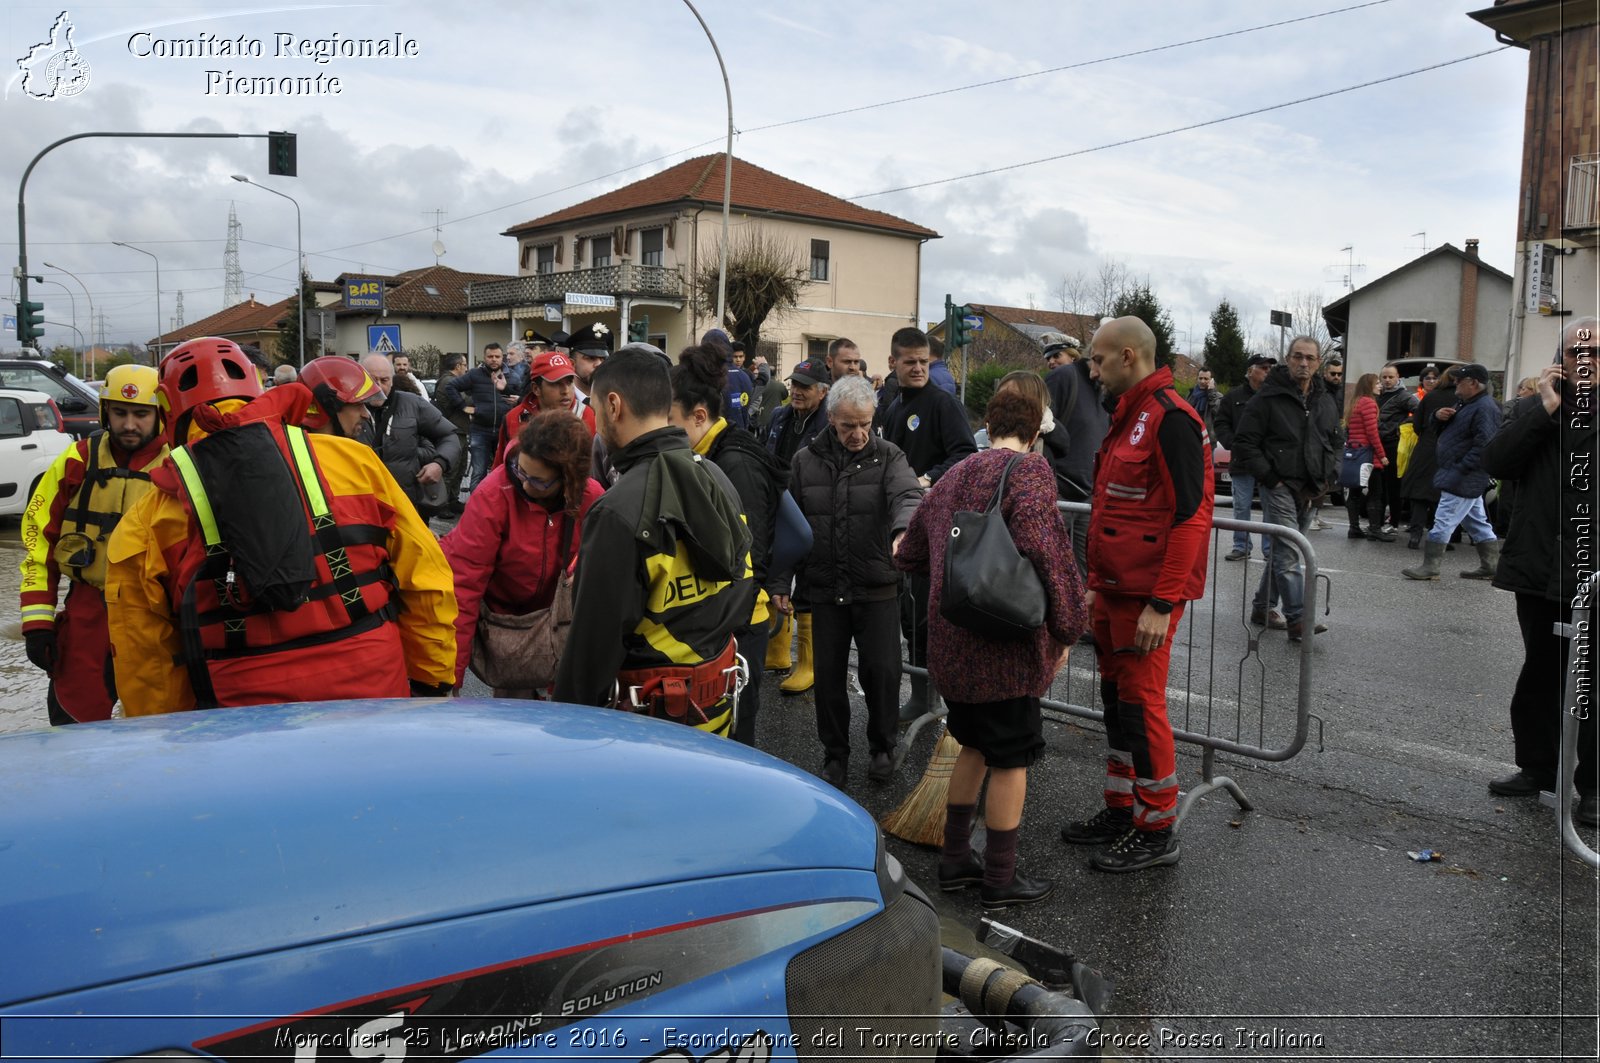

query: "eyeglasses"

left=508, top=460, right=561, bottom=493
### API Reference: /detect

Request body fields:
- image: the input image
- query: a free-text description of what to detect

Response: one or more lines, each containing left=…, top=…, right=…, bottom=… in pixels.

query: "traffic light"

left=628, top=315, right=649, bottom=343
left=267, top=131, right=298, bottom=177
left=951, top=304, right=976, bottom=348
left=18, top=300, right=45, bottom=344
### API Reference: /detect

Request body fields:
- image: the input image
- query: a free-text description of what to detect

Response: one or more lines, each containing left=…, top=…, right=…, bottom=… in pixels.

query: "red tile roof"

left=156, top=294, right=293, bottom=346
left=969, top=304, right=1101, bottom=335
left=330, top=265, right=517, bottom=315
left=504, top=155, right=938, bottom=240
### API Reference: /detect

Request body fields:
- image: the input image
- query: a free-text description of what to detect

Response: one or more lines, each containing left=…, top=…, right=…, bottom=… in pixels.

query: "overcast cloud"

left=0, top=0, right=1526, bottom=353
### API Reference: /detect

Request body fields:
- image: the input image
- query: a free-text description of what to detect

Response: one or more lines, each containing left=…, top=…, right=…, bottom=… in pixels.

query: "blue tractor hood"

left=0, top=699, right=879, bottom=1005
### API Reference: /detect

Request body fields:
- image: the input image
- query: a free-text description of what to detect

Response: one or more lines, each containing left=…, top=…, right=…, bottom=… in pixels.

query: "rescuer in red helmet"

left=105, top=343, right=457, bottom=713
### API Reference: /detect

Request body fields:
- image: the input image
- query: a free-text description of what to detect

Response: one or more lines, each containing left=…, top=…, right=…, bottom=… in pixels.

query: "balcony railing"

left=467, top=263, right=684, bottom=308
left=1566, top=153, right=1600, bottom=231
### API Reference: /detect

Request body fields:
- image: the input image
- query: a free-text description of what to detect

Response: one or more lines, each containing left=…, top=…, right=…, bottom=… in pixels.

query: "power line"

left=850, top=47, right=1510, bottom=200
left=747, top=0, right=1399, bottom=135
left=305, top=1, right=1403, bottom=257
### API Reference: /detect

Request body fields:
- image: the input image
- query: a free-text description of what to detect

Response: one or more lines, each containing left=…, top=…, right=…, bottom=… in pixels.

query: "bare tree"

left=692, top=226, right=809, bottom=355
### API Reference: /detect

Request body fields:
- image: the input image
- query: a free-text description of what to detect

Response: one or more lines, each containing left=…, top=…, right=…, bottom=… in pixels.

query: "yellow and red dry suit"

left=106, top=388, right=457, bottom=714
left=20, top=431, right=168, bottom=721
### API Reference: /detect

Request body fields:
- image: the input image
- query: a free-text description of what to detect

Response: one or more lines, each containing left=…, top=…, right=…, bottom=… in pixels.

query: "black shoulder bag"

left=940, top=453, right=1047, bottom=641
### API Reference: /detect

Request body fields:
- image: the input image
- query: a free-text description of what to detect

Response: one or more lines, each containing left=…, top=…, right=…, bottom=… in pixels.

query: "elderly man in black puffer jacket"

left=1480, top=317, right=1598, bottom=825
left=361, top=354, right=462, bottom=517
left=787, top=375, right=923, bottom=788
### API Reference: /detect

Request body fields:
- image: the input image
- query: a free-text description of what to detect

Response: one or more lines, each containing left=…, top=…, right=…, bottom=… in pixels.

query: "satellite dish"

left=432, top=239, right=446, bottom=258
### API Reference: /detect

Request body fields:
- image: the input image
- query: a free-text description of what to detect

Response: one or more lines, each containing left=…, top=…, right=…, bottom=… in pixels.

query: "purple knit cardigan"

left=895, top=448, right=1089, bottom=703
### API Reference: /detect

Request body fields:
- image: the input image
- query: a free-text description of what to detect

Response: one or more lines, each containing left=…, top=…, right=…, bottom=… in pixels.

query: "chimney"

left=1464, top=238, right=1480, bottom=259
left=1458, top=242, right=1480, bottom=361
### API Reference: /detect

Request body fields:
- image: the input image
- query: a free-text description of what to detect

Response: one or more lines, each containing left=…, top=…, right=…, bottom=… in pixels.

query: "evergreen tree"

left=1110, top=283, right=1178, bottom=369
left=1204, top=299, right=1249, bottom=387
left=275, top=270, right=318, bottom=366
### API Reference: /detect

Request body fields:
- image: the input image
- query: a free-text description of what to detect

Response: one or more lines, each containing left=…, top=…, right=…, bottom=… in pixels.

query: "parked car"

left=0, top=389, right=70, bottom=518
left=0, top=700, right=1098, bottom=1061
left=0, top=359, right=99, bottom=437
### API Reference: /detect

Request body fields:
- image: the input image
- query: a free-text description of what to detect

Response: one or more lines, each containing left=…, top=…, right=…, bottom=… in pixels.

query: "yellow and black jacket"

left=553, top=427, right=752, bottom=714
left=21, top=432, right=168, bottom=630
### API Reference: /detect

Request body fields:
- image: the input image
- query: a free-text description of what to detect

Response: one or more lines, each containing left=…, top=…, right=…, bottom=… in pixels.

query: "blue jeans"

left=1428, top=491, right=1495, bottom=545
left=1252, top=483, right=1310, bottom=624
left=1229, top=472, right=1272, bottom=558
left=469, top=426, right=497, bottom=490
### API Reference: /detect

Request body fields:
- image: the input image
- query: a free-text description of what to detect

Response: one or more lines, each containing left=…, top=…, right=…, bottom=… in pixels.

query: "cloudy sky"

left=0, top=0, right=1526, bottom=356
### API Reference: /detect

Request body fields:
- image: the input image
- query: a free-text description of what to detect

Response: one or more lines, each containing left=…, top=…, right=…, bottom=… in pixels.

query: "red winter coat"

left=440, top=467, right=604, bottom=685
left=1344, top=394, right=1387, bottom=465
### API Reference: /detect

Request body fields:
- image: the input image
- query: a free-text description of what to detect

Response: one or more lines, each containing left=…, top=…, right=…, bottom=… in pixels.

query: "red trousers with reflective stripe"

left=1093, top=594, right=1182, bottom=830
left=52, top=581, right=116, bottom=723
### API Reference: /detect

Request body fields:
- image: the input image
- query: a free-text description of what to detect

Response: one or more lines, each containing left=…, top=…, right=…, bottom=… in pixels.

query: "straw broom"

left=881, top=726, right=963, bottom=847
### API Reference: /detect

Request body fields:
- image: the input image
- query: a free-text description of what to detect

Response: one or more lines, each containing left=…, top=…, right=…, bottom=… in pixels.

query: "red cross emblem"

left=120, top=383, right=140, bottom=399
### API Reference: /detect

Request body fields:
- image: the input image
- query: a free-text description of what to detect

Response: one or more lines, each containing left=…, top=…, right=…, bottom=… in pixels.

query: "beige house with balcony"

left=475, top=155, right=939, bottom=371
left=1468, top=0, right=1599, bottom=382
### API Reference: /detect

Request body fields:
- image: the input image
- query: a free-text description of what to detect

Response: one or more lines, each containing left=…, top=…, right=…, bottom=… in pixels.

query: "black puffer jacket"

left=370, top=390, right=462, bottom=507
left=1401, top=384, right=1456, bottom=504
left=460, top=365, right=518, bottom=430
left=1375, top=385, right=1418, bottom=447
left=1482, top=392, right=1597, bottom=604
left=704, top=419, right=783, bottom=599
left=1212, top=381, right=1256, bottom=450
left=1230, top=366, right=1342, bottom=496
left=789, top=429, right=922, bottom=605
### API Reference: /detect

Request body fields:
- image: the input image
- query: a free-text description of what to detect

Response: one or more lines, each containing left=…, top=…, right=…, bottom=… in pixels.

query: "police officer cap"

left=1040, top=332, right=1081, bottom=359
left=569, top=322, right=613, bottom=357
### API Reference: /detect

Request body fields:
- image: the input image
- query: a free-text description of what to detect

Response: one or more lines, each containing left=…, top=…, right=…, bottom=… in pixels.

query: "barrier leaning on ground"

left=899, top=499, right=1327, bottom=832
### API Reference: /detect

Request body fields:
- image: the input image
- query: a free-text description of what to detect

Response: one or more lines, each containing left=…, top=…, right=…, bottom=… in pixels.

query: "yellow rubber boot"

left=779, top=612, right=814, bottom=695
left=764, top=613, right=793, bottom=672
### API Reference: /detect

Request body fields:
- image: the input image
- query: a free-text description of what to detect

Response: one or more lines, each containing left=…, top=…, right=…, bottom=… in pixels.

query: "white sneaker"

left=1309, top=518, right=1330, bottom=531
left=1381, top=523, right=1397, bottom=534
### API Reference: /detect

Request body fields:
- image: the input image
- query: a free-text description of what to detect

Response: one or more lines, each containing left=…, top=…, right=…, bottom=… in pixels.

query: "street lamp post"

left=42, top=262, right=95, bottom=376
left=232, top=175, right=305, bottom=368
left=112, top=241, right=161, bottom=364
left=680, top=0, right=733, bottom=331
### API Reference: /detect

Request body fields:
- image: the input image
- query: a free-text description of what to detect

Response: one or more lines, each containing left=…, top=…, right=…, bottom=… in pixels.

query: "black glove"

left=409, top=679, right=454, bottom=698
left=24, top=629, right=58, bottom=673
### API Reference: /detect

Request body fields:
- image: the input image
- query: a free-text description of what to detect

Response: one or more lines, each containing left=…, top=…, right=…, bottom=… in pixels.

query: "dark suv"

left=0, top=359, right=100, bottom=437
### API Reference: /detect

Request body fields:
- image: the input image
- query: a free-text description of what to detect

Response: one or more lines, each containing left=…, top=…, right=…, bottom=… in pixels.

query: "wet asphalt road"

left=1, top=511, right=1594, bottom=1060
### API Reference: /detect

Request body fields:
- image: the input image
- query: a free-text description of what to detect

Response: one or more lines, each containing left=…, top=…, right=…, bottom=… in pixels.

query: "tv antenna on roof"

left=1329, top=245, right=1367, bottom=293
left=423, top=208, right=447, bottom=264
left=1411, top=231, right=1428, bottom=255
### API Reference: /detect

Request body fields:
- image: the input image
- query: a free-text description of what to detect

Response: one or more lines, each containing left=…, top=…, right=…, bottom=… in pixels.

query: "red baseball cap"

left=529, top=351, right=577, bottom=383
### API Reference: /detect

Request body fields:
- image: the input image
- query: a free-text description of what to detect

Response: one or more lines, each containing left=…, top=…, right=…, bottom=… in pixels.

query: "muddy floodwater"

left=0, top=521, right=53, bottom=736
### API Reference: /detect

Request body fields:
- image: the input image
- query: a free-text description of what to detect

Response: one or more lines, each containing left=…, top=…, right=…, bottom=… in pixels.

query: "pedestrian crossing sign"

left=367, top=324, right=401, bottom=355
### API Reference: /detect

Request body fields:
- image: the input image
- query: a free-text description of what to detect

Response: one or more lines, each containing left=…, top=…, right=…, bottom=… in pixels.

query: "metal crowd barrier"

left=899, top=499, right=1325, bottom=833
left=1556, top=577, right=1598, bottom=868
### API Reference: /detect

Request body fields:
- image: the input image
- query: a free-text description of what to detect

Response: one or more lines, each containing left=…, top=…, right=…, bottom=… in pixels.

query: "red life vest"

left=1087, top=367, right=1212, bottom=601
left=163, top=421, right=407, bottom=708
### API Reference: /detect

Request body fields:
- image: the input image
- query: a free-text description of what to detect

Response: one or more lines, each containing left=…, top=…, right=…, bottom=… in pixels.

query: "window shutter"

left=520, top=244, right=532, bottom=270
left=614, top=225, right=627, bottom=252
left=1387, top=322, right=1402, bottom=359
left=1423, top=322, right=1437, bottom=360
left=555, top=238, right=564, bottom=265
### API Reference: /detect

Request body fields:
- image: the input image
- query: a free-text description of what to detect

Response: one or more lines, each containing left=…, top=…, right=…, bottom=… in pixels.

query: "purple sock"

left=983, top=827, right=1020, bottom=888
left=941, top=803, right=977, bottom=864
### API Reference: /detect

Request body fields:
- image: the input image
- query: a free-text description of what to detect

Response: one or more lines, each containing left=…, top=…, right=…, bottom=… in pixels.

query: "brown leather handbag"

left=467, top=516, right=575, bottom=691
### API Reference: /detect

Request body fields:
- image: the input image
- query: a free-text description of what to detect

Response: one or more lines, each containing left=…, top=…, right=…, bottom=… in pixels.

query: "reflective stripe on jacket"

left=20, top=432, right=167, bottom=631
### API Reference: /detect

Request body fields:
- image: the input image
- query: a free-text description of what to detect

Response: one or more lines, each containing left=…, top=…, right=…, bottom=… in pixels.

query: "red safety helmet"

left=158, top=338, right=264, bottom=428
left=300, top=356, right=382, bottom=431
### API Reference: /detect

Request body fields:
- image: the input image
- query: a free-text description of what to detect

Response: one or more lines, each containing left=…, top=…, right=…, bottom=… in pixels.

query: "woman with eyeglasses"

left=442, top=410, right=604, bottom=696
